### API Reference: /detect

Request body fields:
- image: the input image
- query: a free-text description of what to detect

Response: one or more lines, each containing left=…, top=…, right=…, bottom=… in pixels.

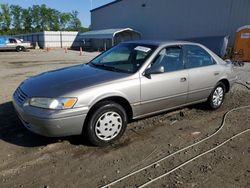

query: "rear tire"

left=207, top=82, right=226, bottom=110
left=86, top=101, right=128, bottom=146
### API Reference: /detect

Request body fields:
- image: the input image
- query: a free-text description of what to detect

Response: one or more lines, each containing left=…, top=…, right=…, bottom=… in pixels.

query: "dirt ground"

left=0, top=49, right=250, bottom=188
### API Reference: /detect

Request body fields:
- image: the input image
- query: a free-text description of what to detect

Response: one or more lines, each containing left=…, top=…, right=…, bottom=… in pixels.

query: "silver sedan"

left=13, top=41, right=237, bottom=146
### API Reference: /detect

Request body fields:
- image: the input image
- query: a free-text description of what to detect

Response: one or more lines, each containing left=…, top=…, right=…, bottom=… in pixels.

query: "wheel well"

left=84, top=96, right=133, bottom=126
left=219, top=79, right=230, bottom=93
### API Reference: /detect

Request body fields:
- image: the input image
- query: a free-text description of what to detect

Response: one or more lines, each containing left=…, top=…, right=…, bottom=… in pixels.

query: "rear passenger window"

left=185, top=45, right=215, bottom=68
left=151, top=46, right=184, bottom=72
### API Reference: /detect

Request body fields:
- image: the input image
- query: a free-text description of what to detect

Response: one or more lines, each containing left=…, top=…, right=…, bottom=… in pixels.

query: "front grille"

left=14, top=87, right=28, bottom=105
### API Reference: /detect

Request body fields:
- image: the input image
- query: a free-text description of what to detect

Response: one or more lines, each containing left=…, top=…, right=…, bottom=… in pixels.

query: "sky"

left=0, top=0, right=114, bottom=27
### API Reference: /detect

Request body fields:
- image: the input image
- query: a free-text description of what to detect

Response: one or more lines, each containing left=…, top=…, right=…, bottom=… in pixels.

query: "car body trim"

left=187, top=87, right=214, bottom=95
left=133, top=98, right=207, bottom=119
left=139, top=92, right=188, bottom=105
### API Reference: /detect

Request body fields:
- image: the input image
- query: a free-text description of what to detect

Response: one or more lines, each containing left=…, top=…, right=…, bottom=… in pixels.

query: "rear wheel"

left=86, top=101, right=127, bottom=146
left=207, top=82, right=226, bottom=109
left=16, top=46, right=24, bottom=52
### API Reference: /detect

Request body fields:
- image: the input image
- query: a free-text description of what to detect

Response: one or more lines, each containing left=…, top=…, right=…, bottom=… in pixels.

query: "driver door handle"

left=180, top=77, right=187, bottom=82
left=214, top=72, right=220, bottom=76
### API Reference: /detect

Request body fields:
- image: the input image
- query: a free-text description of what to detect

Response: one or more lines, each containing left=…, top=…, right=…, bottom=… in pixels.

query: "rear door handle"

left=180, top=77, right=187, bottom=82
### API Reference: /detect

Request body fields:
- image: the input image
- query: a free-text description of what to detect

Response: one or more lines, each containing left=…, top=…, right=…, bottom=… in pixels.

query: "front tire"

left=86, top=101, right=128, bottom=146
left=207, top=82, right=226, bottom=109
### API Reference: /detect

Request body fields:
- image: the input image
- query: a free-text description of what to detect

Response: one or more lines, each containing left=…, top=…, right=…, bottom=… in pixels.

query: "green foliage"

left=0, top=4, right=11, bottom=34
left=0, top=3, right=88, bottom=35
left=10, top=5, right=22, bottom=33
left=69, top=11, right=82, bottom=30
left=22, top=7, right=32, bottom=33
left=59, top=12, right=71, bottom=30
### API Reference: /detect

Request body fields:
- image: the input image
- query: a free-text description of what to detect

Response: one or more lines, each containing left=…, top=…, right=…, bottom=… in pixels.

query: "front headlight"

left=29, top=97, right=77, bottom=110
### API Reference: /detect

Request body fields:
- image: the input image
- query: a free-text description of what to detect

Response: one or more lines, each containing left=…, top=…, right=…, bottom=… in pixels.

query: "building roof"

left=80, top=28, right=141, bottom=39
left=237, top=25, right=250, bottom=32
left=91, top=0, right=123, bottom=12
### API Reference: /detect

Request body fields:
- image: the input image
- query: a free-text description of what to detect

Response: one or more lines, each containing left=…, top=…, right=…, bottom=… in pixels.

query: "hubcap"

left=95, top=111, right=122, bottom=141
left=212, top=87, right=224, bottom=107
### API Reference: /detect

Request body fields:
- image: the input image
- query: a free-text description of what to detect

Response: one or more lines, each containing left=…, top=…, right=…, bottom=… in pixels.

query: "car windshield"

left=89, top=43, right=156, bottom=73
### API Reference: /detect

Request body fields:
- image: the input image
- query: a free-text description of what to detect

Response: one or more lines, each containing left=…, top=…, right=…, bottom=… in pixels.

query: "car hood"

left=20, top=64, right=129, bottom=97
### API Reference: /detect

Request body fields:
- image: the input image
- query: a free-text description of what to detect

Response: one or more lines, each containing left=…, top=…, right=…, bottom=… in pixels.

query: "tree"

left=0, top=4, right=11, bottom=34
left=0, top=12, right=3, bottom=34
left=40, top=4, right=47, bottom=30
left=59, top=12, right=71, bottom=30
left=22, top=7, right=32, bottom=33
left=10, top=5, right=23, bottom=34
left=69, top=10, right=82, bottom=30
left=47, top=8, right=60, bottom=31
left=0, top=3, right=86, bottom=34
left=31, top=5, right=42, bottom=31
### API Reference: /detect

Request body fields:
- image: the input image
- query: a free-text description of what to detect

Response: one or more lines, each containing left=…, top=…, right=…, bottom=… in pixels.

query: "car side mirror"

left=225, top=59, right=232, bottom=64
left=145, top=65, right=164, bottom=76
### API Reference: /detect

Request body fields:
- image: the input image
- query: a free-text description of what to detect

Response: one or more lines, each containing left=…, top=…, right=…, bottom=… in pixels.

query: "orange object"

left=79, top=47, right=83, bottom=56
left=63, top=98, right=77, bottom=109
left=46, top=47, right=52, bottom=52
left=234, top=25, right=250, bottom=62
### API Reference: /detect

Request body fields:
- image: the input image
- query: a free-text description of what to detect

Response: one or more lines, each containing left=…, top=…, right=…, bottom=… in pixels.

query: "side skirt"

left=132, top=98, right=207, bottom=120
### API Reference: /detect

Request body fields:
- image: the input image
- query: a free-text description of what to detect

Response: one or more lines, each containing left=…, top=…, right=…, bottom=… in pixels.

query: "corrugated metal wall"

left=91, top=0, right=250, bottom=45
left=15, top=31, right=82, bottom=49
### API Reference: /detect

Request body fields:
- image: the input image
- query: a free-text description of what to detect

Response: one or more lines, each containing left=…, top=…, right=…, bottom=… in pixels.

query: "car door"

left=6, top=38, right=17, bottom=50
left=183, top=45, right=221, bottom=103
left=139, top=46, right=188, bottom=115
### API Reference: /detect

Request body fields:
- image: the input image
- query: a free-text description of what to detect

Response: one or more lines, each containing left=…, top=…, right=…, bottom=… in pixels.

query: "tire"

left=207, top=82, right=226, bottom=110
left=16, top=46, right=24, bottom=52
left=86, top=101, right=128, bottom=146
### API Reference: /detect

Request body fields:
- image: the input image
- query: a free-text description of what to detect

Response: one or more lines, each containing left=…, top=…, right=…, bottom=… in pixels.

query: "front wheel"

left=207, top=82, right=226, bottom=109
left=86, top=101, right=128, bottom=146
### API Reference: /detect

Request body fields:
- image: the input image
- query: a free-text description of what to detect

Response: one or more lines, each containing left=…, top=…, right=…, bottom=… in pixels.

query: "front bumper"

left=12, top=98, right=88, bottom=137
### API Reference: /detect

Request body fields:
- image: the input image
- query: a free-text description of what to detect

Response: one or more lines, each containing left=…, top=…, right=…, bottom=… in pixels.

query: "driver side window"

left=151, top=46, right=184, bottom=72
left=9, top=38, right=17, bottom=43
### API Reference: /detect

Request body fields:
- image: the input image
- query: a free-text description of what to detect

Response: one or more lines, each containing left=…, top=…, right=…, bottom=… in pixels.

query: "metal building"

left=91, top=0, right=250, bottom=46
left=15, top=31, right=82, bottom=49
left=80, top=28, right=141, bottom=50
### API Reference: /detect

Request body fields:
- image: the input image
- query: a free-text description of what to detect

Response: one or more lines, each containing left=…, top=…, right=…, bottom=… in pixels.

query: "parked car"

left=0, top=36, right=33, bottom=52
left=12, top=41, right=237, bottom=146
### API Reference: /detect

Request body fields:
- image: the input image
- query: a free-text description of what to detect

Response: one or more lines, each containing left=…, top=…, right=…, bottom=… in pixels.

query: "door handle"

left=214, top=72, right=220, bottom=76
left=180, top=77, right=187, bottom=82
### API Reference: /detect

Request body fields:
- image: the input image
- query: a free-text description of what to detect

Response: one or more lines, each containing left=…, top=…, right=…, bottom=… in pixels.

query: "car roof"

left=123, top=40, right=201, bottom=47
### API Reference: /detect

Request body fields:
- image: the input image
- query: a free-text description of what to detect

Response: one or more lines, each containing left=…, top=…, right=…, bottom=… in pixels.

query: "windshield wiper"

left=90, top=62, right=122, bottom=72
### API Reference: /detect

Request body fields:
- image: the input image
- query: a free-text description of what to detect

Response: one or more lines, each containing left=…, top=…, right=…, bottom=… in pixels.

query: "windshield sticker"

left=134, top=46, right=151, bottom=53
